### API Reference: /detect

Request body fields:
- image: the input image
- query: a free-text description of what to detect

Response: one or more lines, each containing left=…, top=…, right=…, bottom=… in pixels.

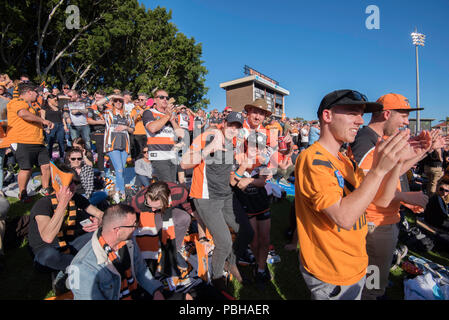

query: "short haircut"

left=144, top=181, right=171, bottom=211
left=102, top=204, right=136, bottom=230
left=154, top=89, right=168, bottom=98
left=18, top=82, right=37, bottom=96
left=138, top=92, right=148, bottom=98
left=96, top=90, right=106, bottom=96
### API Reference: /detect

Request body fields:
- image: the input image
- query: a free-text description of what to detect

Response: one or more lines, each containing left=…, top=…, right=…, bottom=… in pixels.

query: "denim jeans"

left=136, top=174, right=151, bottom=187
left=45, top=122, right=65, bottom=159
left=33, top=232, right=93, bottom=272
left=69, top=125, right=91, bottom=149
left=108, top=150, right=128, bottom=192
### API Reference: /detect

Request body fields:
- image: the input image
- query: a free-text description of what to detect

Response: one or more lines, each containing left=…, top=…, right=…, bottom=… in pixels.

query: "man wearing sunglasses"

left=424, top=176, right=449, bottom=235
left=70, top=204, right=165, bottom=300
left=349, top=93, right=434, bottom=300
left=295, top=89, right=412, bottom=300
left=143, top=89, right=184, bottom=183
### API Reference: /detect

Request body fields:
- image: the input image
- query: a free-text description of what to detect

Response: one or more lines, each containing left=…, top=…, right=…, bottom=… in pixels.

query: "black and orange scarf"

left=97, top=229, right=138, bottom=300
left=50, top=193, right=77, bottom=254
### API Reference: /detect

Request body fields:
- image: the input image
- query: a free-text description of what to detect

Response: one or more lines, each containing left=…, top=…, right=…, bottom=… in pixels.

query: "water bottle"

left=267, top=245, right=281, bottom=264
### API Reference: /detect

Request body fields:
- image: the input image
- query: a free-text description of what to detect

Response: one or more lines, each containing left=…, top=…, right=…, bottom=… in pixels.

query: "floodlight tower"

left=411, top=29, right=425, bottom=134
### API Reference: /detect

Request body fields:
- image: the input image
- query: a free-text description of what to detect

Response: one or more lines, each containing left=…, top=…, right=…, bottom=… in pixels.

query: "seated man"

left=424, top=176, right=449, bottom=232
left=69, top=204, right=165, bottom=300
left=28, top=165, right=103, bottom=275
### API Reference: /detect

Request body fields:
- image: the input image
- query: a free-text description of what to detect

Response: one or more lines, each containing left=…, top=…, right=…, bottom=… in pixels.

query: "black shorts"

left=12, top=143, right=50, bottom=170
left=248, top=210, right=271, bottom=221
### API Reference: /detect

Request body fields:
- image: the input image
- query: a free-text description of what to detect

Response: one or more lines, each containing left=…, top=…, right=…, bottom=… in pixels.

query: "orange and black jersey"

left=190, top=131, right=235, bottom=200
left=142, top=108, right=177, bottom=160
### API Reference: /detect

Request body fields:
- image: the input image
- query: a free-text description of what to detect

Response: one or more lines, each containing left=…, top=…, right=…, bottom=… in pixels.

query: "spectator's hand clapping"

left=372, top=129, right=410, bottom=175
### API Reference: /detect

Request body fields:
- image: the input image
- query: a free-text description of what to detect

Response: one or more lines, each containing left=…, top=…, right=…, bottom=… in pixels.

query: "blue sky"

left=141, top=0, right=449, bottom=124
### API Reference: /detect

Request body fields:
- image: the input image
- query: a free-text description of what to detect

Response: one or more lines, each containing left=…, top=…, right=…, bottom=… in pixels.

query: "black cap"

left=225, top=111, right=244, bottom=127
left=317, top=89, right=382, bottom=118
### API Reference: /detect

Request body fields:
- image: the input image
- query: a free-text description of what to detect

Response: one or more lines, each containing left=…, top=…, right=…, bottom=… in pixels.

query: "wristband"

left=234, top=172, right=244, bottom=178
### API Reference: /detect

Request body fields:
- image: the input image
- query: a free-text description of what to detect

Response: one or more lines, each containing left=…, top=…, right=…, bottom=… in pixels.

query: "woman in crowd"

left=72, top=137, right=94, bottom=167
left=104, top=96, right=134, bottom=202
left=41, top=94, right=67, bottom=160
left=134, top=146, right=153, bottom=187
left=65, top=148, right=107, bottom=205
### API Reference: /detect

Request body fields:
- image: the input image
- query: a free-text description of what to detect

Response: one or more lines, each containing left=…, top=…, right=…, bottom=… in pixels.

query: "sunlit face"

left=246, top=107, right=267, bottom=128
left=154, top=90, right=169, bottom=112
left=69, top=152, right=83, bottom=168
left=114, top=213, right=138, bottom=241
left=137, top=95, right=147, bottom=107
left=437, top=183, right=449, bottom=198
left=223, top=122, right=241, bottom=140
left=384, top=110, right=410, bottom=136
left=326, top=105, right=364, bottom=144
left=145, top=197, right=163, bottom=212
left=113, top=98, right=123, bottom=109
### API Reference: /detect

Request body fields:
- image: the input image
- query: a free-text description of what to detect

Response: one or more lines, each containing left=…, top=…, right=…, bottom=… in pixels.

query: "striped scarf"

left=97, top=230, right=138, bottom=300
left=49, top=194, right=77, bottom=254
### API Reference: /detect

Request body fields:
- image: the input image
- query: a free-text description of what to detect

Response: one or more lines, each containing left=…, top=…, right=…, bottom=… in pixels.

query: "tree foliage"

left=0, top=0, right=209, bottom=110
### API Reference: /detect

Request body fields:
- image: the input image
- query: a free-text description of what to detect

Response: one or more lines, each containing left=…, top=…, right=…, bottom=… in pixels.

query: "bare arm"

left=323, top=131, right=409, bottom=230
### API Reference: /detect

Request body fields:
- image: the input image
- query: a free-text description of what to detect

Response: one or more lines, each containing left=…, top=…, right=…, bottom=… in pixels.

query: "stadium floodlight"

left=411, top=29, right=426, bottom=134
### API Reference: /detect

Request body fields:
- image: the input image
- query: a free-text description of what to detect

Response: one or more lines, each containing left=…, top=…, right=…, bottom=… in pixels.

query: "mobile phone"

left=80, top=218, right=93, bottom=227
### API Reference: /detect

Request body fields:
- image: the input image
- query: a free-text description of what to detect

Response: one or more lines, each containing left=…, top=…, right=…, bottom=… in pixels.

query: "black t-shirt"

left=28, top=193, right=91, bottom=252
left=44, top=107, right=63, bottom=124
left=232, top=166, right=270, bottom=214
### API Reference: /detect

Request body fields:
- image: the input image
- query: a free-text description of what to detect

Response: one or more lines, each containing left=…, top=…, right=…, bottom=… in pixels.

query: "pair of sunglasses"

left=156, top=95, right=169, bottom=100
left=325, top=90, right=368, bottom=110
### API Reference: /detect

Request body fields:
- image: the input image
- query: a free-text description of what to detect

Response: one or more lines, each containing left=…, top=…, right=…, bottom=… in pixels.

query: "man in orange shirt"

left=350, top=93, right=432, bottom=300
left=130, top=93, right=150, bottom=160
left=7, top=82, right=54, bottom=202
left=295, top=89, right=411, bottom=300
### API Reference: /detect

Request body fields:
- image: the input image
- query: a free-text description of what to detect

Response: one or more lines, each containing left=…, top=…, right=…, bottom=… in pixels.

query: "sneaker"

left=254, top=268, right=272, bottom=290
left=238, top=248, right=256, bottom=266
left=51, top=271, right=69, bottom=296
left=39, top=187, right=52, bottom=196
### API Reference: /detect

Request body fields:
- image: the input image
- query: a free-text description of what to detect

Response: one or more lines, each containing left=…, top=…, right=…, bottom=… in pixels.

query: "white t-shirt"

left=300, top=127, right=309, bottom=143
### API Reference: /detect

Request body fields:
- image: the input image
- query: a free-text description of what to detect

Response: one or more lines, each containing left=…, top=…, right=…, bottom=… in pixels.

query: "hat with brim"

left=244, top=98, right=272, bottom=116
left=317, top=89, right=382, bottom=118
left=377, top=93, right=423, bottom=112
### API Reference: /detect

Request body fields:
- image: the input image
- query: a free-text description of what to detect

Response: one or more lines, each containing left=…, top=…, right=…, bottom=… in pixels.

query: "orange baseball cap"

left=376, top=93, right=423, bottom=111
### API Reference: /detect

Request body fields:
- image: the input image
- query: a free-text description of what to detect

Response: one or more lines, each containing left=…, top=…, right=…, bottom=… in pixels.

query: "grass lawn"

left=0, top=194, right=448, bottom=300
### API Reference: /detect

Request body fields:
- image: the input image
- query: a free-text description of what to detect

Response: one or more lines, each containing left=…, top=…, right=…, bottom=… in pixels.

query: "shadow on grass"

left=0, top=243, right=53, bottom=300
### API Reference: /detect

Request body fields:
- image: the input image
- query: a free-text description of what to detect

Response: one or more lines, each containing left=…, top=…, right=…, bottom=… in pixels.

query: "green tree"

left=0, top=0, right=209, bottom=109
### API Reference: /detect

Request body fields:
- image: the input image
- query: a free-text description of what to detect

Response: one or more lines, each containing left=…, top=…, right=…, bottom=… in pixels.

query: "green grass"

left=0, top=195, right=448, bottom=300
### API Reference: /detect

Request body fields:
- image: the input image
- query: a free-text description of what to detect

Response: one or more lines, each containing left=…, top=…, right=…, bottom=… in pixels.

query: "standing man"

left=295, top=89, right=411, bottom=300
left=299, top=122, right=310, bottom=150
left=180, top=112, right=245, bottom=292
left=130, top=93, right=150, bottom=160
left=308, top=121, right=320, bottom=146
left=64, top=90, right=91, bottom=149
left=7, top=82, right=54, bottom=202
left=143, top=89, right=184, bottom=183
left=350, top=93, right=432, bottom=300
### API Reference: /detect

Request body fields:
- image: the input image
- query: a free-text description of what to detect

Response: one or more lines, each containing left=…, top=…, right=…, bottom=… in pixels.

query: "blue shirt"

left=308, top=126, right=320, bottom=145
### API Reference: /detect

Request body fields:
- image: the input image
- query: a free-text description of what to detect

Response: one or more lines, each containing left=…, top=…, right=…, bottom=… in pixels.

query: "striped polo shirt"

left=143, top=108, right=177, bottom=161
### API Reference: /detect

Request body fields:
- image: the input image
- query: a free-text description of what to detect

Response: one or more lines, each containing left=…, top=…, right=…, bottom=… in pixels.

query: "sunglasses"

left=115, top=221, right=139, bottom=229
left=143, top=150, right=148, bottom=154
left=138, top=98, right=146, bottom=101
left=156, top=95, right=169, bottom=100
left=439, top=187, right=449, bottom=193
left=70, top=157, right=83, bottom=161
left=325, top=90, right=368, bottom=110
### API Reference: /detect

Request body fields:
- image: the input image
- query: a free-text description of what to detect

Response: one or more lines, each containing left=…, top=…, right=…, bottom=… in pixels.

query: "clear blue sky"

left=141, top=0, right=449, bottom=124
